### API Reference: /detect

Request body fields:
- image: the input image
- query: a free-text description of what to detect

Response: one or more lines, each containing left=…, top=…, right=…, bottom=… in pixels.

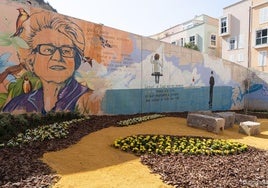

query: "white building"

left=150, top=14, right=221, bottom=57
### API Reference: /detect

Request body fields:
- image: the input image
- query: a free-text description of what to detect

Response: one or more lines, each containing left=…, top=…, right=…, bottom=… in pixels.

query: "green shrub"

left=0, top=111, right=84, bottom=143
left=2, top=116, right=90, bottom=148
left=29, top=113, right=42, bottom=127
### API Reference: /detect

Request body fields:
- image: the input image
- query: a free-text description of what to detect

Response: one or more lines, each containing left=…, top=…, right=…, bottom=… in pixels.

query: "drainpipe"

left=248, top=4, right=252, bottom=69
left=245, top=2, right=252, bottom=114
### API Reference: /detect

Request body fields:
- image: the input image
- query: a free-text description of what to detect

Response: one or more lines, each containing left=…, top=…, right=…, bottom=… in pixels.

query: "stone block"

left=187, top=113, right=225, bottom=134
left=195, top=111, right=235, bottom=129
left=235, top=113, right=257, bottom=124
left=215, top=112, right=235, bottom=129
left=239, top=121, right=260, bottom=136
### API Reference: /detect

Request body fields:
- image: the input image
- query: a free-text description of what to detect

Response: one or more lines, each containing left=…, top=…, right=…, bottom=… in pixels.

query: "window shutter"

left=227, top=38, right=230, bottom=50
left=258, top=51, right=267, bottom=66
left=260, top=7, right=268, bottom=24
left=238, top=34, right=244, bottom=49
left=234, top=36, right=238, bottom=49
left=195, top=34, right=199, bottom=45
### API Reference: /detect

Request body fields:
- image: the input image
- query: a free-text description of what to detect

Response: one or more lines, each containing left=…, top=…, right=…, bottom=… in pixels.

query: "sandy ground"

left=42, top=117, right=268, bottom=188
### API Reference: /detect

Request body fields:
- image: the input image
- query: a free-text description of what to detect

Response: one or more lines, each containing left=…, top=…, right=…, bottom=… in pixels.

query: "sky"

left=46, top=0, right=240, bottom=36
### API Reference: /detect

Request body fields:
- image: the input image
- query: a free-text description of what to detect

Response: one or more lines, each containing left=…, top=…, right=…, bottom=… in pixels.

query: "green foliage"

left=0, top=32, right=13, bottom=46
left=184, top=42, right=199, bottom=51
left=10, top=36, right=29, bottom=50
left=113, top=135, right=248, bottom=156
left=45, top=111, right=84, bottom=124
left=8, top=71, right=42, bottom=98
left=0, top=111, right=84, bottom=144
left=29, top=113, right=42, bottom=126
left=0, top=93, right=8, bottom=109
left=117, top=114, right=165, bottom=126
left=2, top=116, right=90, bottom=147
left=0, top=32, right=29, bottom=49
left=0, top=114, right=11, bottom=140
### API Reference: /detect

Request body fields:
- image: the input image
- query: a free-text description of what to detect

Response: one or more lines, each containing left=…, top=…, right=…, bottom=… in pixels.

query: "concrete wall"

left=0, top=0, right=268, bottom=115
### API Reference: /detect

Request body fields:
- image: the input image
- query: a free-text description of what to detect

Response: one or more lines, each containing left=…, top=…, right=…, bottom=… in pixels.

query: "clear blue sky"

left=46, top=0, right=240, bottom=36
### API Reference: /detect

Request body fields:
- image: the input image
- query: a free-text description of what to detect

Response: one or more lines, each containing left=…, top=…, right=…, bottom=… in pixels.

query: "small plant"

left=117, top=114, right=165, bottom=126
left=0, top=116, right=90, bottom=148
left=113, top=135, right=248, bottom=156
left=0, top=111, right=84, bottom=143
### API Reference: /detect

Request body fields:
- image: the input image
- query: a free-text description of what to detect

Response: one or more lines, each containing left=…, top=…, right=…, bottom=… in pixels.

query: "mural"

left=0, top=0, right=268, bottom=115
left=150, top=53, right=163, bottom=84
left=209, top=71, right=214, bottom=109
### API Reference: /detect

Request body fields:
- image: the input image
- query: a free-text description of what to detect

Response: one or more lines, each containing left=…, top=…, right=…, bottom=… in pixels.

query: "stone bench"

left=194, top=111, right=235, bottom=129
left=215, top=112, right=235, bottom=129
left=235, top=113, right=257, bottom=124
left=239, top=121, right=261, bottom=136
left=187, top=113, right=225, bottom=134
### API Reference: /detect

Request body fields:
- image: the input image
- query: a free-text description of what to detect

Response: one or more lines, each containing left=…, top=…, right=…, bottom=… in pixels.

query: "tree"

left=184, top=42, right=199, bottom=51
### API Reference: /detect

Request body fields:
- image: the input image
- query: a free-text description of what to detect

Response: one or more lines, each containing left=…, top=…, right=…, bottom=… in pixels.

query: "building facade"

left=150, top=15, right=221, bottom=57
left=219, top=0, right=268, bottom=73
left=219, top=0, right=252, bottom=68
left=251, top=0, right=268, bottom=72
left=150, top=0, right=268, bottom=74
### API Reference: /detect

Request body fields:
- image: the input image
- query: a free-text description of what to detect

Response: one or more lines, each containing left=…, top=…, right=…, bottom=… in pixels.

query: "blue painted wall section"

left=102, top=86, right=233, bottom=114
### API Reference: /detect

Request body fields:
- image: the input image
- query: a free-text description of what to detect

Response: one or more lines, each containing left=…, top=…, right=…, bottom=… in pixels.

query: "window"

left=260, top=7, right=268, bottom=24
left=221, top=17, right=227, bottom=34
left=229, top=37, right=237, bottom=50
left=219, top=14, right=231, bottom=36
left=210, top=34, right=216, bottom=47
left=256, top=29, right=268, bottom=45
left=189, top=36, right=195, bottom=45
left=179, top=38, right=184, bottom=47
left=258, top=51, right=267, bottom=66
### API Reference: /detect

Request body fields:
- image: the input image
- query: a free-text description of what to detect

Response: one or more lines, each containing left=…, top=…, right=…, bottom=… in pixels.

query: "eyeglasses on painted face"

left=33, top=44, right=76, bottom=58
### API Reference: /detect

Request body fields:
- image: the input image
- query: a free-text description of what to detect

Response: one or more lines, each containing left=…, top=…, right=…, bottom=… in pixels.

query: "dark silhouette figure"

left=209, top=71, right=214, bottom=109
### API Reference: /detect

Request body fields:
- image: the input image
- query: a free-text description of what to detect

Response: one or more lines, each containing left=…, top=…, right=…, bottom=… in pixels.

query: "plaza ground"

left=42, top=116, right=268, bottom=188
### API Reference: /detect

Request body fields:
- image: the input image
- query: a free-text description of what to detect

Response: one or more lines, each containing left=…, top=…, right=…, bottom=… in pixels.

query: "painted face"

left=32, top=29, right=76, bottom=84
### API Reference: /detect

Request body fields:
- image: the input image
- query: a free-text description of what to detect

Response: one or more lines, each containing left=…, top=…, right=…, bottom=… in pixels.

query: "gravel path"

left=141, top=147, right=268, bottom=188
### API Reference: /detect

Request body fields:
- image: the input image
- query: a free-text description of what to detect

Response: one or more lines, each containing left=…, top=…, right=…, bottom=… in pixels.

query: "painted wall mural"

left=0, top=0, right=268, bottom=115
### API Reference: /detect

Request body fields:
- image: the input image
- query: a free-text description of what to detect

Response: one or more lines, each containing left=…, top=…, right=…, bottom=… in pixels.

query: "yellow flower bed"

left=113, top=135, right=248, bottom=156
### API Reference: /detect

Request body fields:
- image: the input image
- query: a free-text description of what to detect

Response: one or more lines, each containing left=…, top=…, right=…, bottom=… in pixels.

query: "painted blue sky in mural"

left=0, top=52, right=16, bottom=82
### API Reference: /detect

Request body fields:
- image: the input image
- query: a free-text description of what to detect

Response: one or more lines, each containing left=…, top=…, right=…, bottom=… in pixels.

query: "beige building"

left=219, top=0, right=252, bottom=68
left=220, top=0, right=268, bottom=73
left=150, top=14, right=221, bottom=57
left=149, top=0, right=268, bottom=73
left=251, top=0, right=268, bottom=72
